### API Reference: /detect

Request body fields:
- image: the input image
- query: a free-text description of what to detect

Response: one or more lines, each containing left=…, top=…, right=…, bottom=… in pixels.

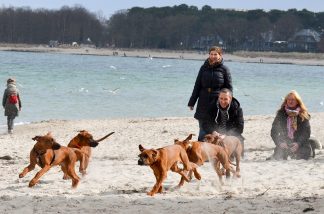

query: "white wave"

left=103, top=88, right=120, bottom=94
left=108, top=88, right=120, bottom=94
left=79, top=88, right=89, bottom=93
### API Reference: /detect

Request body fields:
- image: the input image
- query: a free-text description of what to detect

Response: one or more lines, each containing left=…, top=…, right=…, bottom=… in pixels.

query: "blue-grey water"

left=0, top=51, right=323, bottom=126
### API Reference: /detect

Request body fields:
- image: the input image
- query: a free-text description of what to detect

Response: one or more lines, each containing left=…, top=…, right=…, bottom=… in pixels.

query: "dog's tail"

left=95, top=132, right=115, bottom=143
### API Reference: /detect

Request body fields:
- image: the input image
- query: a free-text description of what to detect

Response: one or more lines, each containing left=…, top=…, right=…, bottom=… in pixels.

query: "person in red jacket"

left=2, top=78, right=22, bottom=134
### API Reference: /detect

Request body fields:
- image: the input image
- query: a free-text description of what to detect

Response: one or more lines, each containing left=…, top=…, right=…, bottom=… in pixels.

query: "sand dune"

left=0, top=113, right=324, bottom=213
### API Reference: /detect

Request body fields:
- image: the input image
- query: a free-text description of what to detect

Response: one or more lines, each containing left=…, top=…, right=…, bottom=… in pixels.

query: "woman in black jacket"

left=270, top=90, right=313, bottom=160
left=188, top=46, right=232, bottom=141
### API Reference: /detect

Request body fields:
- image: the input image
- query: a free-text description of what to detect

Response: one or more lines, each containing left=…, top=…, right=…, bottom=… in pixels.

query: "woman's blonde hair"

left=209, top=46, right=222, bottom=55
left=280, top=90, right=310, bottom=120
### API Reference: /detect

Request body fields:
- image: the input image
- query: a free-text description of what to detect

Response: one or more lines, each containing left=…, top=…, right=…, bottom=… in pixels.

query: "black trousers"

left=7, top=115, right=15, bottom=131
left=273, top=141, right=312, bottom=160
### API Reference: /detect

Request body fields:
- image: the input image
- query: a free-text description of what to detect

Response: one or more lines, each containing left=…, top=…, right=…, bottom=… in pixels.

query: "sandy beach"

left=0, top=113, right=324, bottom=213
left=1, top=43, right=324, bottom=66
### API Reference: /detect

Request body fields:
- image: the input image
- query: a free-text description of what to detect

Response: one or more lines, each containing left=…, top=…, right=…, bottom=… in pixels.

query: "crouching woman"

left=270, top=90, right=316, bottom=160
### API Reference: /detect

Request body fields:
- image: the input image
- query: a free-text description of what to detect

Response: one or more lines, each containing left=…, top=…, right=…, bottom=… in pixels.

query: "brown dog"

left=204, top=132, right=242, bottom=177
left=19, top=132, right=81, bottom=188
left=67, top=130, right=114, bottom=176
left=138, top=144, right=201, bottom=196
left=174, top=134, right=236, bottom=185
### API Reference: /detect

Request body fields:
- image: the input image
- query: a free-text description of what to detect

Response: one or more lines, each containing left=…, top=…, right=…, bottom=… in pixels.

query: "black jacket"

left=271, top=108, right=311, bottom=146
left=203, top=97, right=244, bottom=141
left=188, top=59, right=232, bottom=120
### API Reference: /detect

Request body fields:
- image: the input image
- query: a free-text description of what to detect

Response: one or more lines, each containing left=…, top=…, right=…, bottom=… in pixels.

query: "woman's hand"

left=279, top=143, right=288, bottom=149
left=189, top=106, right=194, bottom=111
left=290, top=143, right=299, bottom=153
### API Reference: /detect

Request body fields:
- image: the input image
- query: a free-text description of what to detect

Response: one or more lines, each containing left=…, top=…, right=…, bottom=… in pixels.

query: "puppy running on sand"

left=138, top=144, right=201, bottom=196
left=19, top=132, right=82, bottom=188
left=204, top=131, right=242, bottom=177
left=67, top=130, right=114, bottom=177
left=175, top=134, right=236, bottom=185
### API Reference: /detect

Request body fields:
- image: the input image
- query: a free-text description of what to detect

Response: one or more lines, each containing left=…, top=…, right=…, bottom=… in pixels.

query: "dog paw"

left=62, top=175, right=70, bottom=180
left=194, top=173, right=202, bottom=180
left=18, top=173, right=24, bottom=178
left=147, top=191, right=155, bottom=196
left=72, top=179, right=79, bottom=188
left=29, top=180, right=36, bottom=187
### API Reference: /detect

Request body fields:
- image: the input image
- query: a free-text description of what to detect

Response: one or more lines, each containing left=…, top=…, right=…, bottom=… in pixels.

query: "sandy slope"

left=0, top=113, right=324, bottom=213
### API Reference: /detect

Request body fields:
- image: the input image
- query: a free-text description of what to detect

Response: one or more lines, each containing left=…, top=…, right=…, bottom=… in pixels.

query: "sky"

left=1, top=0, right=324, bottom=18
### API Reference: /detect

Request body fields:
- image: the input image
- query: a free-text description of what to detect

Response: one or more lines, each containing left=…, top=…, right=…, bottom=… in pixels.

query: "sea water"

left=0, top=50, right=323, bottom=125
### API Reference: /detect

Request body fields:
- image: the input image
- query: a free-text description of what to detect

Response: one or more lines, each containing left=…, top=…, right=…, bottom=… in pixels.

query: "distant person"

left=269, top=90, right=318, bottom=160
left=188, top=46, right=232, bottom=141
left=203, top=88, right=244, bottom=152
left=2, top=78, right=22, bottom=134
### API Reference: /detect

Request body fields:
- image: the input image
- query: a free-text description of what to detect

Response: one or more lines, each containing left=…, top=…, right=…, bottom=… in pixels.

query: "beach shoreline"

left=1, top=43, right=324, bottom=66
left=1, top=113, right=324, bottom=213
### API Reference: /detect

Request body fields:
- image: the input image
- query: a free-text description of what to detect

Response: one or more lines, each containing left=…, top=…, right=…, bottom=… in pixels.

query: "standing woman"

left=188, top=46, right=232, bottom=141
left=2, top=78, right=22, bottom=134
left=270, top=90, right=314, bottom=160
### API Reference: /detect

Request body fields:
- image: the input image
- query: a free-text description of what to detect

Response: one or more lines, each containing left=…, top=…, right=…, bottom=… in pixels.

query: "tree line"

left=0, top=6, right=105, bottom=46
left=1, top=4, right=324, bottom=52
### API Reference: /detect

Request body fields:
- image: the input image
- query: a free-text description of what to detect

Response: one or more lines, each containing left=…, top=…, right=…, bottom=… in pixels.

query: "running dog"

left=19, top=132, right=81, bottom=188
left=174, top=134, right=236, bottom=185
left=138, top=144, right=201, bottom=196
left=67, top=130, right=114, bottom=176
left=204, top=132, right=242, bottom=177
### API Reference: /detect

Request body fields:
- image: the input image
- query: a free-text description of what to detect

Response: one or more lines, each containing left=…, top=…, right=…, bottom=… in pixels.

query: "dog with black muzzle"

left=66, top=130, right=114, bottom=177
left=19, top=132, right=82, bottom=188
left=138, top=144, right=201, bottom=196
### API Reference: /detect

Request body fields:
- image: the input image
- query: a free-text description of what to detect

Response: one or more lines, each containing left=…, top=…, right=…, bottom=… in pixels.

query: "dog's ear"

left=204, top=134, right=211, bottom=140
left=152, top=149, right=158, bottom=161
left=184, top=134, right=194, bottom=142
left=52, top=142, right=61, bottom=150
left=78, top=130, right=91, bottom=138
left=139, top=144, right=145, bottom=152
left=32, top=136, right=41, bottom=141
left=78, top=132, right=85, bottom=137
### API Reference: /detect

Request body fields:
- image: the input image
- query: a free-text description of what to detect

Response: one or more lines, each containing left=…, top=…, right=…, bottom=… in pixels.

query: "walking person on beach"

left=2, top=78, right=22, bottom=134
left=188, top=46, right=232, bottom=141
left=269, top=90, right=319, bottom=160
